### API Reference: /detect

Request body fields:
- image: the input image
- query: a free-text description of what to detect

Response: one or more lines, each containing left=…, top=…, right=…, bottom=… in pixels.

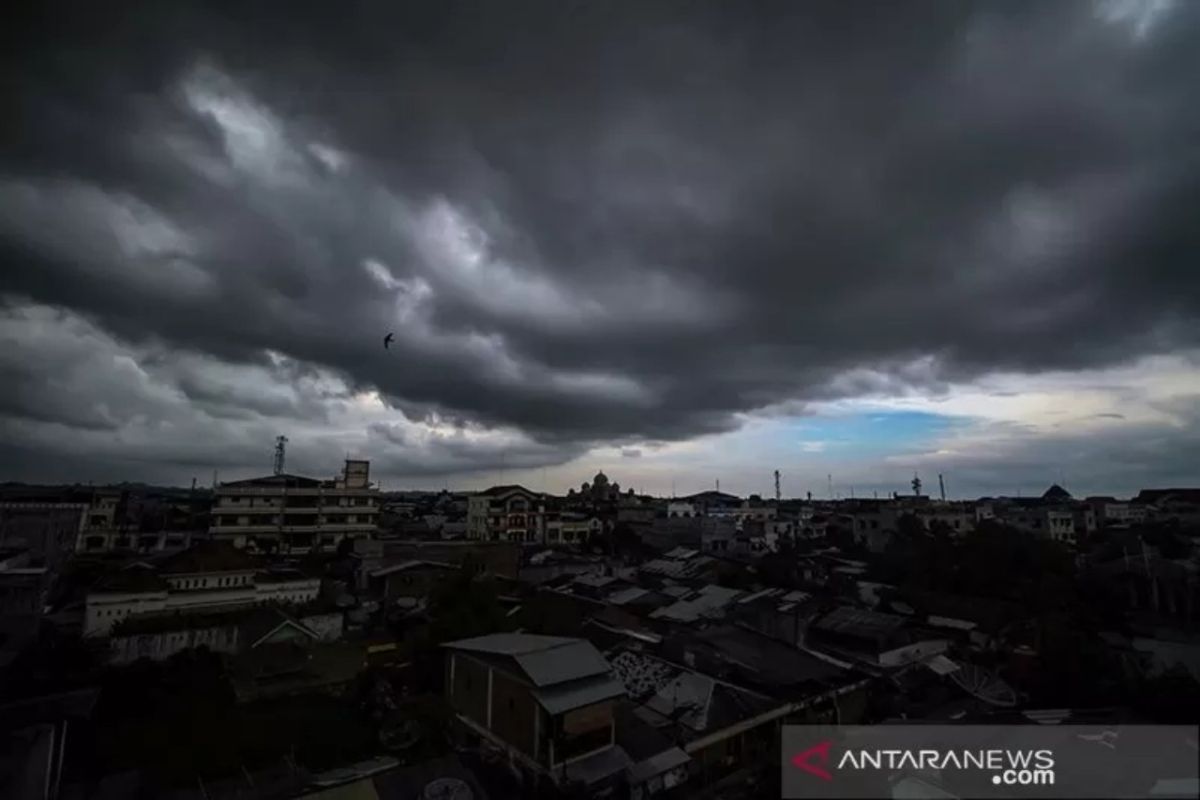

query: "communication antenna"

left=939, top=474, right=947, bottom=502
left=273, top=436, right=288, bottom=476
left=912, top=472, right=922, bottom=497
left=774, top=470, right=781, bottom=503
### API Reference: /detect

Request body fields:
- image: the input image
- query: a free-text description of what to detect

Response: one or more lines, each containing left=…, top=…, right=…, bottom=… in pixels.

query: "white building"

left=84, top=541, right=320, bottom=638
left=1001, top=508, right=1077, bottom=544
left=666, top=501, right=698, bottom=518
left=210, top=459, right=379, bottom=554
left=466, top=485, right=548, bottom=545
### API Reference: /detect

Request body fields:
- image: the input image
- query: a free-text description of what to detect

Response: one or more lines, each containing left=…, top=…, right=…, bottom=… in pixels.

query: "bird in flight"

left=383, top=332, right=394, bottom=349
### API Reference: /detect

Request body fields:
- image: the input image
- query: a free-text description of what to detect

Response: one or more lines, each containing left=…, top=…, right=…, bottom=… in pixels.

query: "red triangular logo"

left=792, top=740, right=833, bottom=781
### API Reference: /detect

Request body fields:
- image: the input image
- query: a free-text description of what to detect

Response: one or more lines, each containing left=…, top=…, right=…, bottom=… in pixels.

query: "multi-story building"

left=466, top=485, right=548, bottom=545
left=84, top=541, right=319, bottom=637
left=544, top=511, right=601, bottom=546
left=210, top=460, right=379, bottom=554
left=442, top=633, right=628, bottom=790
left=1000, top=507, right=1077, bottom=544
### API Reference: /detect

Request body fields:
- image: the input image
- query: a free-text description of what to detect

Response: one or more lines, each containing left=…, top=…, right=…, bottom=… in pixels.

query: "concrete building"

left=443, top=633, right=630, bottom=791
left=666, top=502, right=698, bottom=518
left=108, top=604, right=343, bottom=665
left=210, top=460, right=379, bottom=554
left=545, top=512, right=602, bottom=546
left=1001, top=507, right=1077, bottom=543
left=83, top=541, right=319, bottom=638
left=352, top=538, right=521, bottom=587
left=466, top=485, right=548, bottom=545
left=0, top=502, right=86, bottom=568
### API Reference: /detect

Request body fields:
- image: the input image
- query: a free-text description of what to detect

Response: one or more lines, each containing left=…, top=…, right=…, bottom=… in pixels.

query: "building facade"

left=84, top=542, right=320, bottom=637
left=466, top=485, right=548, bottom=545
left=210, top=460, right=380, bottom=554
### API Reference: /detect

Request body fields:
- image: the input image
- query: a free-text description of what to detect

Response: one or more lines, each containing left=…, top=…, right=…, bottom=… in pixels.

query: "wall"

left=490, top=666, right=539, bottom=759
left=85, top=590, right=169, bottom=637
left=448, top=652, right=491, bottom=725
left=380, top=565, right=452, bottom=602
left=110, top=624, right=240, bottom=664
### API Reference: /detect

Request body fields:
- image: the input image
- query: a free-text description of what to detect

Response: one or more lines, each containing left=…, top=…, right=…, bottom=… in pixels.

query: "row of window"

left=213, top=516, right=371, bottom=527
left=221, top=496, right=375, bottom=507
left=175, top=575, right=250, bottom=590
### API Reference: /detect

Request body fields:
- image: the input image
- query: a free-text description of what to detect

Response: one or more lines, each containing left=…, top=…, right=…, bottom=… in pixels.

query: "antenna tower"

left=939, top=473, right=946, bottom=502
left=912, top=472, right=922, bottom=497
left=273, top=435, right=288, bottom=476
left=774, top=470, right=781, bottom=503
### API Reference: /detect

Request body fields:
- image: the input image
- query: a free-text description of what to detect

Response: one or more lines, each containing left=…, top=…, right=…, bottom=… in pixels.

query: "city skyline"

left=2, top=1, right=1198, bottom=499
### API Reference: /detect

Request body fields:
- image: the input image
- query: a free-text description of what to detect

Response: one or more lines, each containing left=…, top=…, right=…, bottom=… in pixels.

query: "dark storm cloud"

left=1, top=0, right=1198, bottom=480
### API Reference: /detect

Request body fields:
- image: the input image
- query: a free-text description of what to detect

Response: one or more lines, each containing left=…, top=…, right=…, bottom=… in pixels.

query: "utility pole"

left=774, top=470, right=781, bottom=503
left=939, top=473, right=946, bottom=503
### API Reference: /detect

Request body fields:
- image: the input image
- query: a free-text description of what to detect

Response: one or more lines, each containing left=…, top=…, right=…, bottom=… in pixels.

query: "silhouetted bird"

left=383, top=332, right=394, bottom=349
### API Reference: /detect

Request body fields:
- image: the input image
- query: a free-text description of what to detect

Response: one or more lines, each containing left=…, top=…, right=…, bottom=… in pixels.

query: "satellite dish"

left=949, top=663, right=1018, bottom=707
left=424, top=777, right=473, bottom=800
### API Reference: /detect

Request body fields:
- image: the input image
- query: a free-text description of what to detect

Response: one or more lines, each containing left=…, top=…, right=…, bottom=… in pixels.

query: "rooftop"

left=220, top=473, right=324, bottom=489
left=92, top=563, right=169, bottom=594
left=442, top=633, right=611, bottom=687
left=476, top=484, right=539, bottom=497
left=368, top=559, right=455, bottom=578
left=160, top=540, right=256, bottom=575
left=813, top=606, right=908, bottom=641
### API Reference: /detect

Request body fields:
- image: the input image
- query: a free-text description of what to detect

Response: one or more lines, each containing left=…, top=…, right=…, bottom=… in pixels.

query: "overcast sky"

left=2, top=1, right=1197, bottom=498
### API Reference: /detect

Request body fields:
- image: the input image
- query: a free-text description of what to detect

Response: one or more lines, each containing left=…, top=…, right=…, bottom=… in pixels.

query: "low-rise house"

left=229, top=618, right=363, bottom=703
left=443, top=633, right=631, bottom=792
left=609, top=642, right=869, bottom=786
left=0, top=547, right=49, bottom=639
left=354, top=538, right=520, bottom=583
left=367, top=560, right=457, bottom=608
left=806, top=606, right=950, bottom=670
left=0, top=501, right=86, bottom=569
left=648, top=585, right=744, bottom=627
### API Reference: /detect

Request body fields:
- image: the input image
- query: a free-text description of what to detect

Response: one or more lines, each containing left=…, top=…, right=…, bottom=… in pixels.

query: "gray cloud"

left=1, top=1, right=1198, bottom=484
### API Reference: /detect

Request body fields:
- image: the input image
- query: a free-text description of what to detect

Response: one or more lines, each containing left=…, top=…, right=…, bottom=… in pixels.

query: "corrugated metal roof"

left=816, top=606, right=906, bottom=638
left=442, top=633, right=573, bottom=655
left=607, top=586, right=651, bottom=606
left=923, top=654, right=961, bottom=676
left=444, top=633, right=612, bottom=686
left=532, top=675, right=626, bottom=714
left=517, top=640, right=611, bottom=686
left=663, top=547, right=699, bottom=560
